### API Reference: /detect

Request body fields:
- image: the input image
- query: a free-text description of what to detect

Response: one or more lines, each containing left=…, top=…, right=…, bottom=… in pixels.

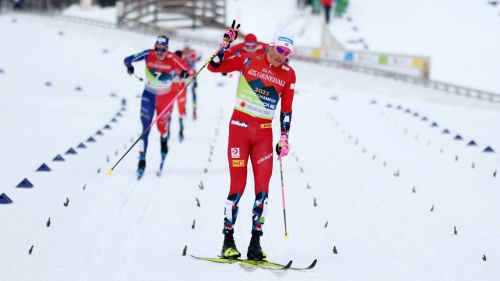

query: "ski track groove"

left=112, top=178, right=158, bottom=281
left=83, top=174, right=142, bottom=281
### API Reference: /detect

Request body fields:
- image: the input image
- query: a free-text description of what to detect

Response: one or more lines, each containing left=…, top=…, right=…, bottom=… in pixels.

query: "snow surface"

left=1, top=9, right=500, bottom=281
left=327, top=0, right=500, bottom=93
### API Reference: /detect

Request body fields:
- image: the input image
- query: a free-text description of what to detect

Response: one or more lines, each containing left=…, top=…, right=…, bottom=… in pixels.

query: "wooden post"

left=154, top=0, right=158, bottom=23
left=192, top=0, right=197, bottom=28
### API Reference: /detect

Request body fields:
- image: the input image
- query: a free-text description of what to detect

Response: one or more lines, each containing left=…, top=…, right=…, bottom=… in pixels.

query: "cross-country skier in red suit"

left=173, top=50, right=188, bottom=142
left=124, top=36, right=193, bottom=178
left=182, top=46, right=202, bottom=120
left=208, top=27, right=296, bottom=260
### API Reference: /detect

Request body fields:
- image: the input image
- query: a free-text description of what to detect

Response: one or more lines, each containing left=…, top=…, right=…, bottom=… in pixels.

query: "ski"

left=156, top=162, right=164, bottom=177
left=289, top=259, right=317, bottom=271
left=239, top=259, right=293, bottom=270
left=190, top=255, right=306, bottom=270
left=137, top=170, right=144, bottom=180
left=242, top=258, right=316, bottom=271
left=156, top=156, right=166, bottom=177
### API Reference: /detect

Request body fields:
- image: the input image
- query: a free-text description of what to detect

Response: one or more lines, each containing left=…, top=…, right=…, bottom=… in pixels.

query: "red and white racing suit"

left=208, top=49, right=296, bottom=235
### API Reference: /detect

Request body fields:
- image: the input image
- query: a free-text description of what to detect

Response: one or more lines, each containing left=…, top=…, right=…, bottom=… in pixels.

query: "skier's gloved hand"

left=127, top=65, right=134, bottom=75
left=220, top=20, right=240, bottom=49
left=180, top=69, right=189, bottom=79
left=221, top=73, right=228, bottom=77
left=211, top=21, right=239, bottom=69
left=275, top=134, right=289, bottom=158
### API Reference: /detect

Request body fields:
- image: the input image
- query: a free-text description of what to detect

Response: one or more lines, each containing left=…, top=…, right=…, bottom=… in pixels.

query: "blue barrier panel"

left=442, top=129, right=450, bottom=134
left=111, top=118, right=117, bottom=123
left=36, top=163, right=51, bottom=172
left=431, top=122, right=438, bottom=127
left=454, top=135, right=463, bottom=140
left=483, top=146, right=495, bottom=153
left=344, top=52, right=354, bottom=62
left=77, top=143, right=86, bottom=149
left=116, top=112, right=123, bottom=117
left=104, top=124, right=112, bottom=130
left=421, top=116, right=428, bottom=121
left=396, top=105, right=402, bottom=110
left=53, top=154, right=65, bottom=161
left=96, top=130, right=103, bottom=136
left=0, top=193, right=13, bottom=204
left=467, top=140, right=477, bottom=146
left=405, top=108, right=411, bottom=114
left=87, top=137, right=96, bottom=143
left=16, top=178, right=33, bottom=188
left=65, top=148, right=77, bottom=155
left=386, top=103, right=392, bottom=108
left=413, top=112, right=419, bottom=117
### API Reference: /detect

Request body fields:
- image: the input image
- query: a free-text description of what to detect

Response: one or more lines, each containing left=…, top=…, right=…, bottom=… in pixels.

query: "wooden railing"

left=117, top=0, right=225, bottom=28
left=20, top=0, right=78, bottom=10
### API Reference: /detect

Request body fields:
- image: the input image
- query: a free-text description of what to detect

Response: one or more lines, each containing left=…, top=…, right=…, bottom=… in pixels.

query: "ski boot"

left=179, top=129, right=184, bottom=142
left=137, top=154, right=146, bottom=180
left=160, top=137, right=169, bottom=159
left=247, top=232, right=267, bottom=261
left=179, top=118, right=185, bottom=142
left=221, top=229, right=241, bottom=259
left=157, top=137, right=168, bottom=177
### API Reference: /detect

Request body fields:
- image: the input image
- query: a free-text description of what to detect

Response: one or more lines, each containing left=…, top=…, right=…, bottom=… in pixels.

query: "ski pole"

left=279, top=156, right=289, bottom=238
left=106, top=51, right=218, bottom=176
left=132, top=73, right=144, bottom=82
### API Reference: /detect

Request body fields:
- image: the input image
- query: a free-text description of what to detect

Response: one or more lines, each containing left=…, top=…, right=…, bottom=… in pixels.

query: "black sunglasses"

left=155, top=47, right=167, bottom=54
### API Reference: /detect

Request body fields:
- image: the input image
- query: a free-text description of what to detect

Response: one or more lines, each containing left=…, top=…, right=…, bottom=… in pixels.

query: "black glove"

left=127, top=65, right=134, bottom=75
left=221, top=73, right=228, bottom=77
left=275, top=142, right=282, bottom=155
left=180, top=70, right=189, bottom=79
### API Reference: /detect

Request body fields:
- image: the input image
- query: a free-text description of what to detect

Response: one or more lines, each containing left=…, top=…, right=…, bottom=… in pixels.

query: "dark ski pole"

left=279, top=156, right=289, bottom=238
left=132, top=73, right=144, bottom=82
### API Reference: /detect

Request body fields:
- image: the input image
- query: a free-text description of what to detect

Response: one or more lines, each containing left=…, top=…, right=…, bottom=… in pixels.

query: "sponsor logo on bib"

left=232, top=160, right=246, bottom=167
left=231, top=147, right=240, bottom=158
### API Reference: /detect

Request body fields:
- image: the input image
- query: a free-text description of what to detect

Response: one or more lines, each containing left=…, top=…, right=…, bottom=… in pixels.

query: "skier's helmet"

left=155, top=35, right=169, bottom=48
left=270, top=29, right=294, bottom=55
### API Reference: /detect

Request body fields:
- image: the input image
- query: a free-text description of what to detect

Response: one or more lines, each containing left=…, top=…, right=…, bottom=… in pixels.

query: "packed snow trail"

left=1, top=14, right=500, bottom=281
